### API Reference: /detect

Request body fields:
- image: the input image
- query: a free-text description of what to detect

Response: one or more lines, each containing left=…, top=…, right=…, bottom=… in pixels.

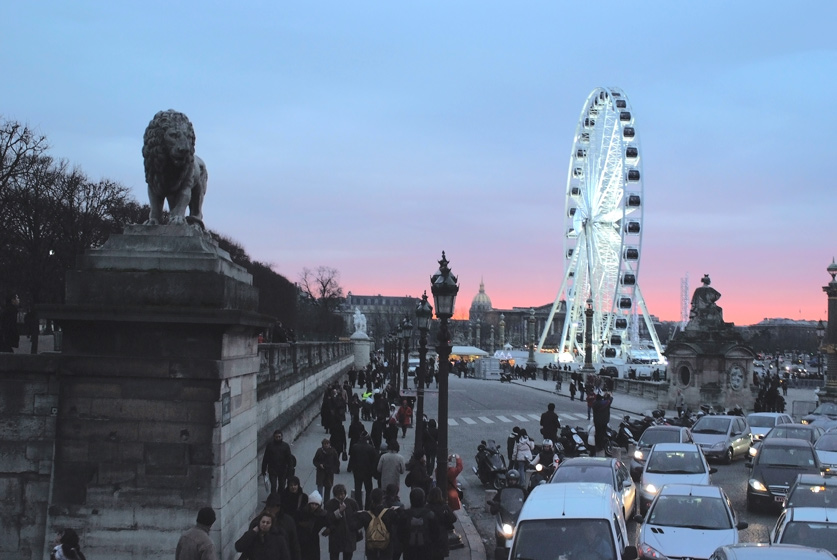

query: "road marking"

left=462, top=417, right=477, bottom=425
left=512, top=414, right=529, bottom=422
left=528, top=414, right=540, bottom=421
left=478, top=416, right=494, bottom=424
left=496, top=416, right=512, bottom=423
left=448, top=418, right=459, bottom=426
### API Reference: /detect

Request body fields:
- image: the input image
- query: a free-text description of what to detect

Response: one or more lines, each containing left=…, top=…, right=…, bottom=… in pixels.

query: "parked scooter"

left=558, top=425, right=590, bottom=457
left=489, top=469, right=526, bottom=560
left=613, top=418, right=637, bottom=453
left=499, top=372, right=513, bottom=383
left=473, top=439, right=508, bottom=490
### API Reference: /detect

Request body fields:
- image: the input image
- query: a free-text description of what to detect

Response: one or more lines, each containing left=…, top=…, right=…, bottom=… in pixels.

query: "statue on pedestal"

left=353, top=307, right=367, bottom=334
left=686, top=274, right=724, bottom=330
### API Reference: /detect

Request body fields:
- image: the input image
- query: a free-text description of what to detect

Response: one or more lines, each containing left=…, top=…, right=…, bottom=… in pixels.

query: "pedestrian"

left=347, top=434, right=378, bottom=509
left=313, top=438, right=340, bottom=500
left=507, top=426, right=520, bottom=463
left=356, top=487, right=400, bottom=560
left=569, top=380, right=577, bottom=401
left=423, top=418, right=438, bottom=476
left=51, top=528, right=87, bottom=560
left=330, top=419, right=348, bottom=464
left=539, top=403, right=560, bottom=442
left=348, top=415, right=366, bottom=451
left=280, top=476, right=308, bottom=523
left=675, top=389, right=685, bottom=418
left=234, top=511, right=292, bottom=560
left=512, top=429, right=534, bottom=484
left=426, top=486, right=457, bottom=560
left=405, top=454, right=432, bottom=496
left=262, top=429, right=294, bottom=496
left=296, top=491, right=327, bottom=560
left=446, top=453, right=464, bottom=513
left=323, top=483, right=361, bottom=560
left=321, top=388, right=334, bottom=434
left=259, top=493, right=302, bottom=560
left=377, top=439, right=406, bottom=491
left=0, top=293, right=20, bottom=353
left=586, top=390, right=596, bottom=421
left=592, top=391, right=613, bottom=456
left=396, top=400, right=412, bottom=439
left=371, top=414, right=385, bottom=451
left=175, top=506, right=217, bottom=560
left=398, top=488, right=437, bottom=560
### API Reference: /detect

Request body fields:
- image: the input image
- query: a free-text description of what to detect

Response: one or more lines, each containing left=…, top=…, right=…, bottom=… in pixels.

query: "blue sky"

left=4, top=1, right=836, bottom=324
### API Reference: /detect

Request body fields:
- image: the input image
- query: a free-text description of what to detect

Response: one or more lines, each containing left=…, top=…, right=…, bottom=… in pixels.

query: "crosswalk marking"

left=478, top=416, right=494, bottom=424
left=512, top=414, right=529, bottom=422
left=448, top=418, right=459, bottom=426
left=444, top=412, right=592, bottom=426
left=496, top=416, right=512, bottom=423
left=527, top=414, right=540, bottom=421
left=462, top=417, right=477, bottom=425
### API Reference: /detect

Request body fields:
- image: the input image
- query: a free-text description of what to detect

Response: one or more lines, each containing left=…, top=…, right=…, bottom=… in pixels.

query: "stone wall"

left=0, top=342, right=351, bottom=560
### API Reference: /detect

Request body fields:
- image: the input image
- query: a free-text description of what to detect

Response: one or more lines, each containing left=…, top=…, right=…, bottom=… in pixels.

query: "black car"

left=746, top=438, right=822, bottom=511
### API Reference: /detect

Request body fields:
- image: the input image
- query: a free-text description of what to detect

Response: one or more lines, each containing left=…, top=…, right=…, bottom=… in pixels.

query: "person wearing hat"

left=296, top=491, right=327, bottom=560
left=175, top=506, right=217, bottom=560
left=253, top=493, right=301, bottom=560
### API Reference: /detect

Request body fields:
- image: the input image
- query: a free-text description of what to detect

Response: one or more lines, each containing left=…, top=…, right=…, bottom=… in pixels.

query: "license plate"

left=774, top=496, right=785, bottom=502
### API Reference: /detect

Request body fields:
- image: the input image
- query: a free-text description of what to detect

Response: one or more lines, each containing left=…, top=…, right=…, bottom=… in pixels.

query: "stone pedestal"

left=42, top=225, right=269, bottom=559
left=350, top=330, right=371, bottom=368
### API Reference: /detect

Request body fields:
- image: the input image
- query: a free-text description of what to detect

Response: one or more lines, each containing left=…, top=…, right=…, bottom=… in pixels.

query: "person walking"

left=296, top=491, right=327, bottom=560
left=423, top=419, right=438, bottom=476
left=313, top=438, right=340, bottom=500
left=405, top=454, right=432, bottom=496
left=262, top=429, right=294, bottom=496
left=323, top=484, right=361, bottom=560
left=0, top=294, right=20, bottom=353
left=585, top=389, right=596, bottom=421
left=569, top=380, right=577, bottom=401
left=675, top=389, right=685, bottom=418
left=51, top=528, right=87, bottom=560
left=398, top=488, right=437, bottom=560
left=592, top=391, right=613, bottom=456
left=512, top=429, right=534, bottom=482
left=234, top=511, right=292, bottom=560
left=377, top=439, right=406, bottom=492
left=396, top=400, right=412, bottom=439
left=347, top=434, right=378, bottom=509
left=355, top=487, right=400, bottom=560
left=279, top=476, right=308, bottom=523
left=426, top=486, right=457, bottom=560
left=539, top=403, right=561, bottom=442
left=175, top=507, right=217, bottom=560
left=259, top=493, right=302, bottom=560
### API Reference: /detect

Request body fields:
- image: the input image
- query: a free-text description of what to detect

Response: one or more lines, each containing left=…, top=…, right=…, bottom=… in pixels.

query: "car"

left=785, top=474, right=837, bottom=508
left=629, top=425, right=693, bottom=480
left=638, top=443, right=716, bottom=514
left=771, top=506, right=837, bottom=557
left=635, top=484, right=747, bottom=560
left=508, top=482, right=638, bottom=560
left=549, top=456, right=637, bottom=521
left=747, top=412, right=793, bottom=442
left=746, top=437, right=823, bottom=511
left=710, top=543, right=837, bottom=560
left=749, top=423, right=824, bottom=459
left=690, top=415, right=751, bottom=464
left=803, top=402, right=837, bottom=427
left=407, top=358, right=420, bottom=375
left=816, top=433, right=837, bottom=476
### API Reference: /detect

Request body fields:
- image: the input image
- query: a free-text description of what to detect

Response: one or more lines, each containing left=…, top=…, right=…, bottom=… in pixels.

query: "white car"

left=815, top=432, right=837, bottom=476
left=771, top=506, right=837, bottom=557
left=639, top=443, right=716, bottom=513
left=747, top=412, right=793, bottom=442
left=637, top=484, right=747, bottom=560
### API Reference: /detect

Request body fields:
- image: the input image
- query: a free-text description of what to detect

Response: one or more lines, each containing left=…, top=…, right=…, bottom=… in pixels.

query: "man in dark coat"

left=592, top=391, right=613, bottom=456
left=262, top=430, right=294, bottom=496
left=539, top=403, right=560, bottom=442
left=397, top=488, right=437, bottom=560
left=347, top=434, right=378, bottom=509
left=313, top=439, right=340, bottom=500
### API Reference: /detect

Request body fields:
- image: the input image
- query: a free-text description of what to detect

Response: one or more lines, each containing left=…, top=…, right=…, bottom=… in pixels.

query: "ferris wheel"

left=538, top=87, right=663, bottom=364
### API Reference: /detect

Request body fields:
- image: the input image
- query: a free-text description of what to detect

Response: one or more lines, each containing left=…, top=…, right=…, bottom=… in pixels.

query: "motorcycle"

left=473, top=439, right=508, bottom=490
left=622, top=414, right=655, bottom=440
left=559, top=425, right=590, bottom=457
left=489, top=481, right=526, bottom=560
left=613, top=418, right=637, bottom=453
left=526, top=443, right=563, bottom=493
left=499, top=372, right=513, bottom=383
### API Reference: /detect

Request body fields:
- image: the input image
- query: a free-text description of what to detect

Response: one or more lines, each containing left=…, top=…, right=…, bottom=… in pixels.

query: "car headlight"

left=712, top=442, right=726, bottom=450
left=633, top=449, right=645, bottom=460
left=749, top=447, right=758, bottom=458
left=644, top=483, right=658, bottom=495
left=637, top=543, right=669, bottom=559
left=749, top=478, right=768, bottom=492
left=802, top=419, right=810, bottom=425
left=502, top=523, right=514, bottom=538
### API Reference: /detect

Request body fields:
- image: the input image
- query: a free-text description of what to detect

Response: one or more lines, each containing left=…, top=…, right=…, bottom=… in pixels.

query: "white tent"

left=451, top=345, right=489, bottom=357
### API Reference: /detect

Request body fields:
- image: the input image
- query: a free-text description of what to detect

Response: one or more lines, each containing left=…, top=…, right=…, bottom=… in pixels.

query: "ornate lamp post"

left=413, top=292, right=432, bottom=456
left=401, top=316, right=412, bottom=395
left=526, top=308, right=537, bottom=372
left=430, top=251, right=459, bottom=487
left=821, top=260, right=837, bottom=402
left=389, top=331, right=399, bottom=391
left=818, top=319, right=826, bottom=379
left=580, top=298, right=596, bottom=382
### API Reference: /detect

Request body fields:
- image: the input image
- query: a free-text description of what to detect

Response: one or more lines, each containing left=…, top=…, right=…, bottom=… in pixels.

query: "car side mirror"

left=632, top=514, right=644, bottom=524
left=737, top=521, right=749, bottom=530
left=709, top=467, right=718, bottom=474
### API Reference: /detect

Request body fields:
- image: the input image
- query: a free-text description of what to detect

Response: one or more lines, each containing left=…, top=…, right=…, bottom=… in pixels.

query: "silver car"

left=691, top=415, right=751, bottom=463
left=638, top=443, right=717, bottom=513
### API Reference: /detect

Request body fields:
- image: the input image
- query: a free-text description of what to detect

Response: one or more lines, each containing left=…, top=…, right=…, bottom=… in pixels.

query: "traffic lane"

left=708, top=456, right=780, bottom=543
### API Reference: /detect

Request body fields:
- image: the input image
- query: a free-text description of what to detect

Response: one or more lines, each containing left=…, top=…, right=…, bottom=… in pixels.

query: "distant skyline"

left=4, top=2, right=836, bottom=326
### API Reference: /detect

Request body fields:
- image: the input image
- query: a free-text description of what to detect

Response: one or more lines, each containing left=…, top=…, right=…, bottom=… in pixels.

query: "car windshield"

left=646, top=450, right=705, bottom=474
left=813, top=403, right=837, bottom=416
left=759, top=446, right=816, bottom=467
left=770, top=427, right=815, bottom=441
left=787, top=483, right=837, bottom=507
left=639, top=430, right=681, bottom=447
left=551, top=465, right=613, bottom=486
left=816, top=435, right=837, bottom=452
left=692, top=418, right=731, bottom=435
left=511, top=518, right=617, bottom=560
left=647, top=495, right=731, bottom=529
left=748, top=415, right=778, bottom=428
left=779, top=522, right=837, bottom=555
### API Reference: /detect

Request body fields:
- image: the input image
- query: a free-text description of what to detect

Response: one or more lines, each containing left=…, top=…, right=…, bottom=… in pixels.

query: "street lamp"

left=822, top=260, right=837, bottom=402
left=414, top=292, right=432, bottom=457
left=389, top=332, right=399, bottom=391
left=401, top=316, right=413, bottom=396
left=526, top=308, right=537, bottom=373
left=818, top=319, right=826, bottom=379
left=430, top=251, right=459, bottom=487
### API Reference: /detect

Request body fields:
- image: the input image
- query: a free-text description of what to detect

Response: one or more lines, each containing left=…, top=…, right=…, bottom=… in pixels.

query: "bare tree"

left=298, top=266, right=344, bottom=312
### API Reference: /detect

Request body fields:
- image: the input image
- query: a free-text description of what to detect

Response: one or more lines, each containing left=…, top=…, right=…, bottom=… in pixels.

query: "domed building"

left=469, top=279, right=493, bottom=317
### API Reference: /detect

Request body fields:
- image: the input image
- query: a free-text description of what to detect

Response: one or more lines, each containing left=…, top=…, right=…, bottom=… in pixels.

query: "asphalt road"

left=421, top=376, right=783, bottom=555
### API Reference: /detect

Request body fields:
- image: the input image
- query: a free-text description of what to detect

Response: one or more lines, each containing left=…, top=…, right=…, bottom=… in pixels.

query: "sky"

left=3, top=1, right=836, bottom=326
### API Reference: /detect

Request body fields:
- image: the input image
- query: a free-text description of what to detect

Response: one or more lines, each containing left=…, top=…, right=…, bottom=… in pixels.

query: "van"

left=507, top=482, right=638, bottom=560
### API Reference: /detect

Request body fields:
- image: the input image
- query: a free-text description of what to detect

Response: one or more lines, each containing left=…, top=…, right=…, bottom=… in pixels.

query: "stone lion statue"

left=142, top=109, right=207, bottom=227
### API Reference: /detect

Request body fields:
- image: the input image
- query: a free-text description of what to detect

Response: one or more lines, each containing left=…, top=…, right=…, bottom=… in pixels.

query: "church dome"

left=470, top=279, right=493, bottom=313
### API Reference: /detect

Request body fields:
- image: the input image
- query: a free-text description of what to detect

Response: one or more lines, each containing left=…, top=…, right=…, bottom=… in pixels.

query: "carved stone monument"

left=665, top=275, right=755, bottom=412
left=350, top=307, right=371, bottom=368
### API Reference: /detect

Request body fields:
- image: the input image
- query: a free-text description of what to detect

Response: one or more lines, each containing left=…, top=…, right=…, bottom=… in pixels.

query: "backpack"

left=366, top=508, right=390, bottom=550
left=408, top=511, right=430, bottom=547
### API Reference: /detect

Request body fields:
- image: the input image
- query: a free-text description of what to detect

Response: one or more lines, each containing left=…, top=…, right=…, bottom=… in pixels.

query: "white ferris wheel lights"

left=537, top=87, right=665, bottom=365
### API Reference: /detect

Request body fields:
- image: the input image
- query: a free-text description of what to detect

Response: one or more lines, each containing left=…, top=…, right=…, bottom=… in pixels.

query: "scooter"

left=490, top=480, right=526, bottom=560
left=526, top=444, right=563, bottom=493
left=473, top=439, right=508, bottom=490
left=558, top=425, right=590, bottom=457
left=613, top=418, right=637, bottom=453
left=499, top=372, right=513, bottom=383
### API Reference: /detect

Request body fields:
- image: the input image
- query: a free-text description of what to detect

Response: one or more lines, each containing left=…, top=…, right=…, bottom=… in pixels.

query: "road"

left=421, top=376, right=782, bottom=554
